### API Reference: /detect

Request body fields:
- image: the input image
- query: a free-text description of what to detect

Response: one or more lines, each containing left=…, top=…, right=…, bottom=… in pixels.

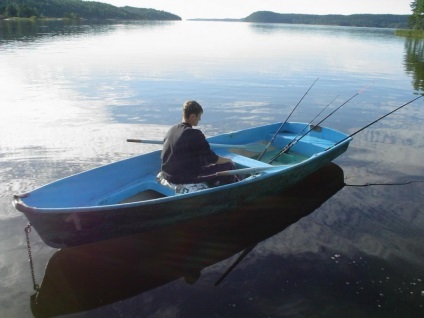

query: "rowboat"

left=30, top=163, right=345, bottom=317
left=13, top=122, right=351, bottom=248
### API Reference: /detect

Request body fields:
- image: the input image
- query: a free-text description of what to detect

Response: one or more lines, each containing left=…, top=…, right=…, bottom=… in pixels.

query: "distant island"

left=0, top=0, right=181, bottom=21
left=191, top=11, right=410, bottom=29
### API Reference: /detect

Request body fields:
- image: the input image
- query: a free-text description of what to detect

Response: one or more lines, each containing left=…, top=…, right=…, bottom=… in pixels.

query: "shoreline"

left=396, top=29, right=424, bottom=37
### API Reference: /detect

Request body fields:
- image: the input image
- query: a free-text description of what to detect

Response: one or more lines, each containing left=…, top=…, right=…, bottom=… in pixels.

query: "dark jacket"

left=161, top=123, right=218, bottom=184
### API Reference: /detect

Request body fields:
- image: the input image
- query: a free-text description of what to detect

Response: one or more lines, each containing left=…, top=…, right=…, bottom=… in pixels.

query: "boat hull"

left=14, top=122, right=351, bottom=248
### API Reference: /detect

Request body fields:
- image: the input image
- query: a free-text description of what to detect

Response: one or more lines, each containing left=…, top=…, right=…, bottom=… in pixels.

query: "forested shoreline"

left=0, top=0, right=415, bottom=29
left=190, top=12, right=411, bottom=29
left=0, top=0, right=181, bottom=21
left=244, top=11, right=409, bottom=29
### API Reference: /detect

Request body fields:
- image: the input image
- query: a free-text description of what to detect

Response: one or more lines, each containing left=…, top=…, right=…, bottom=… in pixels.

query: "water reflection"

left=403, top=37, right=424, bottom=92
left=248, top=23, right=395, bottom=39
left=0, top=19, right=104, bottom=42
left=0, top=19, right=175, bottom=43
left=30, top=163, right=344, bottom=317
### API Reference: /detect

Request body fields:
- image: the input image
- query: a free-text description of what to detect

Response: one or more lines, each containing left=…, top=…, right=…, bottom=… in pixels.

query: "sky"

left=93, top=0, right=413, bottom=20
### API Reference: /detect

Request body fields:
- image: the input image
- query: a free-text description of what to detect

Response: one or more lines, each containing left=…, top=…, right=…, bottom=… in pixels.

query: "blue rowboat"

left=30, top=163, right=344, bottom=317
left=13, top=122, right=351, bottom=248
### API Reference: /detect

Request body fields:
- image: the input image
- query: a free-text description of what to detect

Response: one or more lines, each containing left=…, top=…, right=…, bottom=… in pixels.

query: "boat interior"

left=115, top=147, right=277, bottom=205
left=113, top=142, right=312, bottom=206
left=110, top=124, right=344, bottom=206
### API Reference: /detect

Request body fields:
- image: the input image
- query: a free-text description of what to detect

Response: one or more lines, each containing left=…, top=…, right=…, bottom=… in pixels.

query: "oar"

left=195, top=166, right=282, bottom=184
left=268, top=85, right=369, bottom=164
left=127, top=139, right=163, bottom=145
left=212, top=166, right=284, bottom=177
left=326, top=94, right=424, bottom=151
left=126, top=139, right=267, bottom=152
left=257, top=77, right=319, bottom=161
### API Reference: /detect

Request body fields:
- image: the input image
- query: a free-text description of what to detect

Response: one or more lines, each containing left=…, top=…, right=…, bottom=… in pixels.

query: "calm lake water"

left=1, top=19, right=423, bottom=317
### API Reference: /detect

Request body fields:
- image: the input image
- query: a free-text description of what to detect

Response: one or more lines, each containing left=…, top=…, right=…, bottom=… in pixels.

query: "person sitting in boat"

left=159, top=100, right=238, bottom=187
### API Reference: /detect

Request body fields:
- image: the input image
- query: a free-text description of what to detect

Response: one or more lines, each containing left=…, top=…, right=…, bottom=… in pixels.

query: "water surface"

left=0, top=19, right=423, bottom=317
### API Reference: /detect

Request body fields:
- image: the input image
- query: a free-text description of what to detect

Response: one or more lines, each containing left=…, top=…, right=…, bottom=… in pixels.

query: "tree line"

left=0, top=0, right=181, bottom=21
left=2, top=0, right=424, bottom=30
left=244, top=11, right=409, bottom=29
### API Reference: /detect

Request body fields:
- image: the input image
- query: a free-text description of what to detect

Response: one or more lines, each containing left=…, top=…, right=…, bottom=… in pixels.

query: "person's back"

left=161, top=122, right=218, bottom=184
left=160, top=100, right=237, bottom=186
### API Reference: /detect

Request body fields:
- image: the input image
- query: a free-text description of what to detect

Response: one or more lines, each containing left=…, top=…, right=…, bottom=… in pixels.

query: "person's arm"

left=192, top=130, right=233, bottom=166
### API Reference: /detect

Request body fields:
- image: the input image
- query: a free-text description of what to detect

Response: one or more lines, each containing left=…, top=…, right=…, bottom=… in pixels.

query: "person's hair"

left=183, top=100, right=203, bottom=119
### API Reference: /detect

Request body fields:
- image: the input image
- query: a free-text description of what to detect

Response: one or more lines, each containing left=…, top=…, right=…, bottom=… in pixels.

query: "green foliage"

left=0, top=0, right=181, bottom=21
left=409, top=0, right=424, bottom=29
left=244, top=11, right=409, bottom=29
left=0, top=2, right=38, bottom=18
left=5, top=4, right=18, bottom=17
left=396, top=29, right=424, bottom=37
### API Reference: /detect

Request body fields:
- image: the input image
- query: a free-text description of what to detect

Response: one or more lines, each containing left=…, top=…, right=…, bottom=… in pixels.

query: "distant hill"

left=0, top=0, right=181, bottom=21
left=244, top=11, right=409, bottom=29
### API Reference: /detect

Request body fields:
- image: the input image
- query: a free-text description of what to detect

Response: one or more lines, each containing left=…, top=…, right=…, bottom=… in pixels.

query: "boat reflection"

left=31, top=163, right=345, bottom=317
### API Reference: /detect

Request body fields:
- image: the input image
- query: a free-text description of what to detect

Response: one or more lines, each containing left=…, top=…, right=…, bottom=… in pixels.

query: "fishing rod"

left=266, top=94, right=339, bottom=161
left=268, top=86, right=368, bottom=164
left=257, top=78, right=319, bottom=161
left=326, top=94, right=423, bottom=151
left=302, top=95, right=339, bottom=132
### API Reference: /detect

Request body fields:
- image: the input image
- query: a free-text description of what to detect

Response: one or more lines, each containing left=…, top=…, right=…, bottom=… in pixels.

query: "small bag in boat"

left=156, top=172, right=209, bottom=194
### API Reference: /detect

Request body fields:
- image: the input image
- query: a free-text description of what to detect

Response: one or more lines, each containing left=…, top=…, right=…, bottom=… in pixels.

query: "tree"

left=17, top=5, right=38, bottom=18
left=0, top=0, right=181, bottom=21
left=410, top=0, right=424, bottom=29
left=5, top=4, right=18, bottom=17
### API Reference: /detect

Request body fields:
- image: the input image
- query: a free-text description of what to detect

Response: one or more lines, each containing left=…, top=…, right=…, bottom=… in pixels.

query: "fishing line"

left=327, top=94, right=424, bottom=150
left=338, top=95, right=424, bottom=188
left=344, top=180, right=424, bottom=187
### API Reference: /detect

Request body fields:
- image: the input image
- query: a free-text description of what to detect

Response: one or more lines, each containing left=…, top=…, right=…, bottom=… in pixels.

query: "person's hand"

left=216, top=156, right=233, bottom=165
